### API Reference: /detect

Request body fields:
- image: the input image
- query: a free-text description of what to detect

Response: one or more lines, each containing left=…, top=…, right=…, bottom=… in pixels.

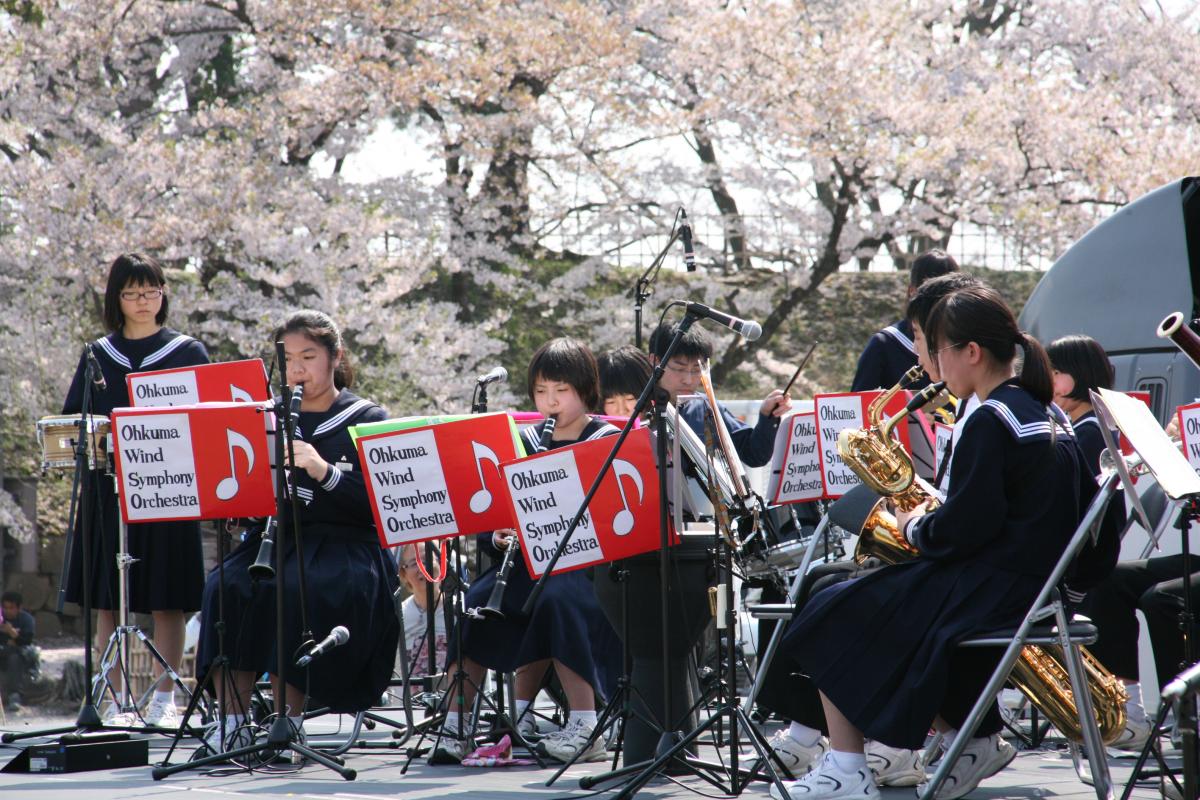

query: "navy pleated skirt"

left=196, top=531, right=401, bottom=714
left=459, top=559, right=621, bottom=701
left=64, top=470, right=204, bottom=613
left=782, top=557, right=1043, bottom=749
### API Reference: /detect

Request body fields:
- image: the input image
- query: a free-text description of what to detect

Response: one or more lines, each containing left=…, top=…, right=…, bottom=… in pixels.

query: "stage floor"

left=0, top=708, right=1180, bottom=799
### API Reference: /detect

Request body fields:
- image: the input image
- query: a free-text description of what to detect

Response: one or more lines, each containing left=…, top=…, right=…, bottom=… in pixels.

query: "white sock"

left=941, top=727, right=959, bottom=748
left=288, top=714, right=304, bottom=732
left=829, top=749, right=867, bottom=773
left=153, top=689, right=174, bottom=705
left=515, top=699, right=532, bottom=721
left=226, top=712, right=245, bottom=728
left=788, top=721, right=824, bottom=747
left=569, top=710, right=597, bottom=728
left=444, top=711, right=463, bottom=733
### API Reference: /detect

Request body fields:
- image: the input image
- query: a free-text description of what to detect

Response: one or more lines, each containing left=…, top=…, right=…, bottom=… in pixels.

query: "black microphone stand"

left=3, top=348, right=111, bottom=745
left=154, top=343, right=353, bottom=780
left=632, top=211, right=684, bottom=350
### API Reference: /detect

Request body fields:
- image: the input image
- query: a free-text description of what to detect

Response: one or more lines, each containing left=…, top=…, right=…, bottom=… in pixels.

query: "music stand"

left=1092, top=389, right=1200, bottom=800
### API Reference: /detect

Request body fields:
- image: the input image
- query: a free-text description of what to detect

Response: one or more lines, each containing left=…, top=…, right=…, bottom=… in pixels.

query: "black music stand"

left=153, top=343, right=353, bottom=780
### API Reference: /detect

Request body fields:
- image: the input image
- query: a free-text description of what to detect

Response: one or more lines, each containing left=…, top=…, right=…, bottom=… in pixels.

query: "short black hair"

left=103, top=252, right=170, bottom=332
left=527, top=337, right=601, bottom=411
left=909, top=249, right=960, bottom=289
left=648, top=321, right=714, bottom=361
left=598, top=345, right=653, bottom=399
left=906, top=272, right=984, bottom=331
left=1047, top=335, right=1114, bottom=402
left=1, top=591, right=21, bottom=607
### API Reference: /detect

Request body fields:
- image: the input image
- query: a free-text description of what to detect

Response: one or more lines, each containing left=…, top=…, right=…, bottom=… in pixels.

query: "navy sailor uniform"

left=850, top=318, right=930, bottom=393
left=61, top=328, right=210, bottom=612
left=458, top=418, right=623, bottom=699
left=1070, top=410, right=1108, bottom=476
left=196, top=390, right=401, bottom=713
left=781, top=380, right=1111, bottom=748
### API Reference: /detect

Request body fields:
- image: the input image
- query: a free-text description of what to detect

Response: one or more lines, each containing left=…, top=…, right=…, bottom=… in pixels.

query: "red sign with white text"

left=501, top=427, right=673, bottom=578
left=127, top=359, right=271, bottom=407
left=813, top=390, right=913, bottom=499
left=356, top=412, right=521, bottom=547
left=111, top=402, right=276, bottom=522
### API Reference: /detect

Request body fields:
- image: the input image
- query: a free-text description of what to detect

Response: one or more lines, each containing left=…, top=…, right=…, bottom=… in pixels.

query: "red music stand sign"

left=110, top=402, right=275, bottom=522
left=813, top=390, right=912, bottom=499
left=500, top=427, right=672, bottom=578
left=356, top=412, right=521, bottom=548
left=127, top=358, right=271, bottom=407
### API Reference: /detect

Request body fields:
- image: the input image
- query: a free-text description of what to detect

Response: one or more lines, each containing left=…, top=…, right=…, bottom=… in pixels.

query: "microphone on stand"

left=477, top=366, right=508, bottom=386
left=295, top=625, right=350, bottom=667
left=86, top=344, right=107, bottom=391
left=679, top=209, right=696, bottom=272
left=681, top=301, right=762, bottom=341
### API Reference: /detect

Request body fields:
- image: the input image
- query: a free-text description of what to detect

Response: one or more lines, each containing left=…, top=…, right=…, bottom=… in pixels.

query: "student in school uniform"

left=434, top=338, right=621, bottom=766
left=769, top=285, right=1115, bottom=800
left=850, top=249, right=960, bottom=392
left=61, top=253, right=210, bottom=728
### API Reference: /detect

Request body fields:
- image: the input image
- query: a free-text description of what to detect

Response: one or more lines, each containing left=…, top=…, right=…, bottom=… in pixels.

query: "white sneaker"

left=201, top=717, right=254, bottom=755
left=917, top=734, right=1016, bottom=800
left=1112, top=715, right=1153, bottom=752
left=536, top=718, right=607, bottom=763
left=143, top=697, right=181, bottom=728
left=514, top=709, right=546, bottom=742
left=865, top=740, right=924, bottom=787
left=427, top=731, right=469, bottom=765
left=102, top=706, right=143, bottom=728
left=769, top=752, right=880, bottom=800
left=766, top=729, right=829, bottom=775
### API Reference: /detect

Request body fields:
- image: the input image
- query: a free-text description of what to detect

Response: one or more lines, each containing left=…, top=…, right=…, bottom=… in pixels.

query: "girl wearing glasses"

left=61, top=253, right=210, bottom=728
left=770, top=286, right=1116, bottom=800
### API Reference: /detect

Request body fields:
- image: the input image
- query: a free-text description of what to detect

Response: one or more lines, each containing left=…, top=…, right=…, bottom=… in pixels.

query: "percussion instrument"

left=36, top=414, right=110, bottom=472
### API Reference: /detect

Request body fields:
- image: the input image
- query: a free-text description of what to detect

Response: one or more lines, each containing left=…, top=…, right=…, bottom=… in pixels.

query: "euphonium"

left=836, top=369, right=1128, bottom=745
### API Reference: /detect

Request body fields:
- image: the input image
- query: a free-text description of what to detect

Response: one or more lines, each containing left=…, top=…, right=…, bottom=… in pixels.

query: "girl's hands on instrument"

left=492, top=529, right=517, bottom=551
left=895, top=501, right=934, bottom=539
left=761, top=389, right=793, bottom=418
left=290, top=440, right=330, bottom=481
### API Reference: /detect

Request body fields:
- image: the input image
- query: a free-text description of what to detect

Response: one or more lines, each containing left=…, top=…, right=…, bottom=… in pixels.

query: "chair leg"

left=1052, top=602, right=1113, bottom=800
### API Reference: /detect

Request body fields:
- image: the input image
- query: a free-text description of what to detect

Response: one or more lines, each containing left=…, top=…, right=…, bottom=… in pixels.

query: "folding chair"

left=920, top=471, right=1121, bottom=800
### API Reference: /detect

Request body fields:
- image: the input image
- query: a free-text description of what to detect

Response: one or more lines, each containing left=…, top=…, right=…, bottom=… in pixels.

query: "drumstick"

left=782, top=341, right=818, bottom=396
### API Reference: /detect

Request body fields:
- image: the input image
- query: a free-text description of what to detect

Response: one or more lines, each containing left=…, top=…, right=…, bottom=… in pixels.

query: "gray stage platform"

left=0, top=709, right=1180, bottom=799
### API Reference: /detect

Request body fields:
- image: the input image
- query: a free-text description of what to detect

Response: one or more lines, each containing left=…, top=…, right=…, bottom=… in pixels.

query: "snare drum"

left=36, top=414, right=111, bottom=472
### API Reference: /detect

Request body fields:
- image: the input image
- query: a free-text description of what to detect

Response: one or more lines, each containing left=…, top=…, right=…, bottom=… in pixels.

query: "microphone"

left=86, top=344, right=107, bottom=391
left=295, top=625, right=350, bottom=667
left=1162, top=661, right=1200, bottom=702
left=682, top=301, right=762, bottom=341
left=679, top=209, right=696, bottom=272
left=477, top=366, right=508, bottom=386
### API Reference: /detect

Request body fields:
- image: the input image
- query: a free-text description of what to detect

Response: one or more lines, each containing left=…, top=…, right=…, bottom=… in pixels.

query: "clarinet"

left=470, top=414, right=557, bottom=620
left=250, top=383, right=304, bottom=580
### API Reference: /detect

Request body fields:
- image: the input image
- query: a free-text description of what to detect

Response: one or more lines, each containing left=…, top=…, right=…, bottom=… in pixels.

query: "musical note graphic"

left=229, top=383, right=253, bottom=403
left=216, top=428, right=256, bottom=501
left=469, top=441, right=500, bottom=513
left=611, top=459, right=644, bottom=536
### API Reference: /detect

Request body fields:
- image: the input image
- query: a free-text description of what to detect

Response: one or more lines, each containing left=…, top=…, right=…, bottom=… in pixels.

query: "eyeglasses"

left=120, top=288, right=164, bottom=302
left=933, top=342, right=966, bottom=357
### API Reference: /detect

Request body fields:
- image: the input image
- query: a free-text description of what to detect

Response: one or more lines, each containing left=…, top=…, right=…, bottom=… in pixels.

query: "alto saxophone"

left=836, top=369, right=1128, bottom=745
